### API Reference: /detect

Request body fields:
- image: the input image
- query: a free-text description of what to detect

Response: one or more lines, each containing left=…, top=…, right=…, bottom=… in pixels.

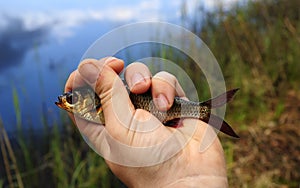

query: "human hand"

left=64, top=57, right=228, bottom=187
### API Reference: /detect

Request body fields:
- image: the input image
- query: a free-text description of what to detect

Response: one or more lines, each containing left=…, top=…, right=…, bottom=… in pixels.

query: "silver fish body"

left=129, top=92, right=210, bottom=124
left=55, top=87, right=239, bottom=138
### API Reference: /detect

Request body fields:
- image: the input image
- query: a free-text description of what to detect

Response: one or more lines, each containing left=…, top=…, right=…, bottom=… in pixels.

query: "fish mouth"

left=55, top=96, right=63, bottom=108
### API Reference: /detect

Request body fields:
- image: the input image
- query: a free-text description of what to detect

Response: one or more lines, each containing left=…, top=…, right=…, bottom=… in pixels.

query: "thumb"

left=77, top=57, right=136, bottom=135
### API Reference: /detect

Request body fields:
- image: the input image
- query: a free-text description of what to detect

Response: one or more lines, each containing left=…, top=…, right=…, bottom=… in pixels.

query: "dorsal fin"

left=201, top=88, right=239, bottom=108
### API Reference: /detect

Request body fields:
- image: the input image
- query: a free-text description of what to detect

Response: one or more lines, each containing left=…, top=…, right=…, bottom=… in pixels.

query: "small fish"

left=55, top=87, right=240, bottom=138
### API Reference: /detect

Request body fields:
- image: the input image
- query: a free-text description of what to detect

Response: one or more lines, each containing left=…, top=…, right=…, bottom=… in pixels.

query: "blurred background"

left=0, top=0, right=299, bottom=187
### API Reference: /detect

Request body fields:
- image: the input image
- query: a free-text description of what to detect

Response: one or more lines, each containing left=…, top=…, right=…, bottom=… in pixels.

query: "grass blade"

left=0, top=117, right=24, bottom=188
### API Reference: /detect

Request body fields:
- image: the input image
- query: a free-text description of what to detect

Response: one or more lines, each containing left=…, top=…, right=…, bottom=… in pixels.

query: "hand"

left=64, top=57, right=228, bottom=187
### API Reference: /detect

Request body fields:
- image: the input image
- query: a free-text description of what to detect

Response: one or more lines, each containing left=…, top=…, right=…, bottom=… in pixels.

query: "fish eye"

left=66, top=93, right=78, bottom=104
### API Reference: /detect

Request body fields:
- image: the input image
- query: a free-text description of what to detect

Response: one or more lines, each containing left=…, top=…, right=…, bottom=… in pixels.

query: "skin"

left=64, top=57, right=228, bottom=187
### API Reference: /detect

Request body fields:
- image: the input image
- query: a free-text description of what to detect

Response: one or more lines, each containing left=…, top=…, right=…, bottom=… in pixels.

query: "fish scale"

left=55, top=87, right=240, bottom=138
left=130, top=92, right=210, bottom=123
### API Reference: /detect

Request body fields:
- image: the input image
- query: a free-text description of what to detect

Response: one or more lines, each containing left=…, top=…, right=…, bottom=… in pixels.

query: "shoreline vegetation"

left=1, top=0, right=299, bottom=187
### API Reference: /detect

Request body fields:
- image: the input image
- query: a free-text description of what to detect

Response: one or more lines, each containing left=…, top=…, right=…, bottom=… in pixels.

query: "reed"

left=0, top=117, right=24, bottom=188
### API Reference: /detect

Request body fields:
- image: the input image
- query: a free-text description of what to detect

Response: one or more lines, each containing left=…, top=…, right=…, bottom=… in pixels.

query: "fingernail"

left=79, top=63, right=99, bottom=84
left=154, top=94, right=169, bottom=111
left=130, top=73, right=145, bottom=88
left=104, top=57, right=118, bottom=64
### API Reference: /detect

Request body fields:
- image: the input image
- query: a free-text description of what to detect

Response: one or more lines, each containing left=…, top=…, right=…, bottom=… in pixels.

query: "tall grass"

left=0, top=117, right=24, bottom=188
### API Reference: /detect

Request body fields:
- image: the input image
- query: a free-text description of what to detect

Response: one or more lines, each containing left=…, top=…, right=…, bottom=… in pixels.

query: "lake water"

left=0, top=21, right=121, bottom=132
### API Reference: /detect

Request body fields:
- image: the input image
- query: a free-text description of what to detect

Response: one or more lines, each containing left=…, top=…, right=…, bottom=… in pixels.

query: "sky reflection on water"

left=0, top=20, right=116, bottom=132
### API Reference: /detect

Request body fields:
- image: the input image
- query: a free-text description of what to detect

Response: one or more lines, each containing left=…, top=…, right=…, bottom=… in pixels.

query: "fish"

left=55, top=86, right=240, bottom=138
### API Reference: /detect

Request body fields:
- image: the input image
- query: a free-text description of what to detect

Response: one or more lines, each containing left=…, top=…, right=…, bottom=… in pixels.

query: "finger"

left=151, top=71, right=186, bottom=111
left=77, top=57, right=135, bottom=136
left=124, top=62, right=152, bottom=94
left=64, top=57, right=124, bottom=91
left=64, top=57, right=125, bottom=126
left=77, top=57, right=124, bottom=87
left=64, top=70, right=86, bottom=92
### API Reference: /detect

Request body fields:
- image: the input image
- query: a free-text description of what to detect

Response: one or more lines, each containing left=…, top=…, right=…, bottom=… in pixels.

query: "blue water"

left=0, top=21, right=120, bottom=132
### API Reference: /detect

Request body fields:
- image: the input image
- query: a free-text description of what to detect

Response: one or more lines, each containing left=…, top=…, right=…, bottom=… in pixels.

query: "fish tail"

left=201, top=88, right=239, bottom=108
left=204, top=114, right=239, bottom=138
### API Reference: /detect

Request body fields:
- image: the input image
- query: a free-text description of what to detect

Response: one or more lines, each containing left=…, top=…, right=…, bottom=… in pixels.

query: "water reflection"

left=0, top=16, right=49, bottom=71
left=0, top=20, right=114, bottom=132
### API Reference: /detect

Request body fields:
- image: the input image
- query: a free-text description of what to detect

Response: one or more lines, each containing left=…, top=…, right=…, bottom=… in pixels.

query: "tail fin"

left=201, top=88, right=239, bottom=108
left=204, top=114, right=240, bottom=138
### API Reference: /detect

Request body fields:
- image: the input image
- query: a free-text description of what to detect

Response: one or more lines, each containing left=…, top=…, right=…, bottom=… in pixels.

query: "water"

left=0, top=21, right=117, bottom=132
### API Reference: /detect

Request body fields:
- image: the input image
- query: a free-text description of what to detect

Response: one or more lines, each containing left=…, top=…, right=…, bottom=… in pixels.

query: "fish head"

left=55, top=87, right=103, bottom=122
